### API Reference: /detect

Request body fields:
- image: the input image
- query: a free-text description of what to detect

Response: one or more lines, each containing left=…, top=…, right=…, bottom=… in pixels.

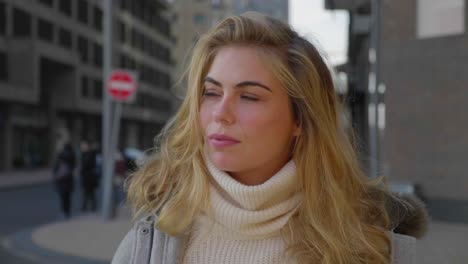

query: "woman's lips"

left=208, top=134, right=240, bottom=148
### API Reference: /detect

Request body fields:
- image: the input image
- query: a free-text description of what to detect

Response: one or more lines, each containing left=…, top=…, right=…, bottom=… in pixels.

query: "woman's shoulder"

left=391, top=232, right=416, bottom=264
left=111, top=214, right=183, bottom=264
left=384, top=192, right=429, bottom=239
left=382, top=191, right=428, bottom=264
left=367, top=186, right=429, bottom=238
left=111, top=214, right=159, bottom=264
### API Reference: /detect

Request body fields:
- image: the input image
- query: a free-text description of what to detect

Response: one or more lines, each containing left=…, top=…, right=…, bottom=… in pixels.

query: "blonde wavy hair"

left=127, top=12, right=391, bottom=264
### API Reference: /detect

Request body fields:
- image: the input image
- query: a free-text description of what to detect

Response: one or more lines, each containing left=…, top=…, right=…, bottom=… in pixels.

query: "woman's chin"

left=209, top=153, right=241, bottom=172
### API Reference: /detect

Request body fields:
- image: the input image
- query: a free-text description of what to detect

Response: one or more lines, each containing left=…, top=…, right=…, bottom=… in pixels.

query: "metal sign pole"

left=110, top=104, right=123, bottom=161
left=109, top=102, right=122, bottom=199
left=102, top=0, right=114, bottom=220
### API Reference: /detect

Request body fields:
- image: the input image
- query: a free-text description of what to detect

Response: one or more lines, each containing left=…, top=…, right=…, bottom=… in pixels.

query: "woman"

left=79, top=140, right=99, bottom=212
left=113, top=12, right=427, bottom=264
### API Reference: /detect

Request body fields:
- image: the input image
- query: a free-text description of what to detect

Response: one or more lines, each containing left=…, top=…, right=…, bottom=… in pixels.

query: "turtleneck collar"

left=202, top=158, right=302, bottom=239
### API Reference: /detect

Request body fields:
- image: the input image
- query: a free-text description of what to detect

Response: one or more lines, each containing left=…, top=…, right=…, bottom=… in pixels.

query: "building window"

left=135, top=62, right=142, bottom=78
left=153, top=45, right=170, bottom=64
left=128, top=58, right=135, bottom=70
left=136, top=1, right=144, bottom=19
left=193, top=13, right=206, bottom=26
left=93, top=79, right=103, bottom=100
left=93, top=42, right=102, bottom=68
left=39, top=0, right=54, bottom=7
left=120, top=0, right=129, bottom=11
left=81, top=75, right=89, bottom=98
left=137, top=32, right=144, bottom=51
left=0, top=2, right=6, bottom=35
left=145, top=95, right=171, bottom=111
left=138, top=33, right=145, bottom=51
left=119, top=54, right=127, bottom=68
left=152, top=15, right=170, bottom=37
left=152, top=70, right=159, bottom=85
left=0, top=52, right=7, bottom=81
left=131, top=29, right=137, bottom=48
left=140, top=35, right=146, bottom=53
left=118, top=21, right=126, bottom=43
left=58, top=27, right=72, bottom=49
left=162, top=72, right=170, bottom=88
left=78, top=0, right=88, bottom=25
left=93, top=6, right=102, bottom=32
left=13, top=8, right=32, bottom=37
left=59, top=0, right=72, bottom=17
left=417, top=0, right=465, bottom=38
left=140, top=65, right=146, bottom=82
left=37, top=19, right=54, bottom=42
left=77, top=35, right=88, bottom=63
left=163, top=47, right=170, bottom=63
left=149, top=42, right=156, bottom=58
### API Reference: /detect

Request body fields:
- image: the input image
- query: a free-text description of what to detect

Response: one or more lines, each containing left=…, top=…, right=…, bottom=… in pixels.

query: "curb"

left=0, top=168, right=53, bottom=191
left=0, top=179, right=52, bottom=191
left=1, top=228, right=106, bottom=264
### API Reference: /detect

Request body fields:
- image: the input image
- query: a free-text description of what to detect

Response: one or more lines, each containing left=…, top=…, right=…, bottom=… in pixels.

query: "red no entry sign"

left=107, top=70, right=137, bottom=102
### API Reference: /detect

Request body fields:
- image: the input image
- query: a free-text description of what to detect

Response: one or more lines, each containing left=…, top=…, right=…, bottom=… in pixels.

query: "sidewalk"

left=1, top=206, right=133, bottom=264
left=416, top=221, right=468, bottom=264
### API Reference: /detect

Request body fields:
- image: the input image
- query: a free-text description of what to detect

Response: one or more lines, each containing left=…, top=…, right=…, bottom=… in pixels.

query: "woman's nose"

left=213, top=96, right=235, bottom=125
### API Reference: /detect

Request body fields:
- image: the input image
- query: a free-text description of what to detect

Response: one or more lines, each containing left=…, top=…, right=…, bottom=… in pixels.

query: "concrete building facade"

left=380, top=0, right=468, bottom=213
left=326, top=0, right=468, bottom=221
left=0, top=0, right=174, bottom=170
left=232, top=0, right=288, bottom=23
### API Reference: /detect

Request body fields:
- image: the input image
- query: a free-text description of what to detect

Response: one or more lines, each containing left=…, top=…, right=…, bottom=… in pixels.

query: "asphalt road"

left=0, top=182, right=90, bottom=263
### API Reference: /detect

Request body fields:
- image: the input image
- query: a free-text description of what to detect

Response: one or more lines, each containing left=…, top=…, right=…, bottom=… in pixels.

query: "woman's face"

left=200, top=45, right=300, bottom=185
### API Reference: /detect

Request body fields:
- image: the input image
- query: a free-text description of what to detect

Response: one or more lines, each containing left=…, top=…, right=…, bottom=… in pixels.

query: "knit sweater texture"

left=181, top=159, right=302, bottom=264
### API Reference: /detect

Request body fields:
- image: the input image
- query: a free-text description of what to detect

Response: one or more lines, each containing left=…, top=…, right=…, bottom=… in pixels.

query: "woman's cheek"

left=238, top=109, right=270, bottom=132
left=199, top=105, right=211, bottom=130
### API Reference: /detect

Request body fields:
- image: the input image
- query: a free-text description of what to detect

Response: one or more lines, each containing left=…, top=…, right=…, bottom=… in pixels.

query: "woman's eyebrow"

left=204, top=77, right=222, bottom=86
left=204, top=77, right=272, bottom=92
left=236, top=81, right=272, bottom=92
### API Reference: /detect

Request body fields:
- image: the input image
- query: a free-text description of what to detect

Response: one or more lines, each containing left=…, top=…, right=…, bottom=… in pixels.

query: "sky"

left=289, top=0, right=349, bottom=65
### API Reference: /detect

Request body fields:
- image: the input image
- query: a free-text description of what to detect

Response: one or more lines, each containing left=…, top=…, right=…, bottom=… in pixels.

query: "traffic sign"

left=106, top=70, right=137, bottom=102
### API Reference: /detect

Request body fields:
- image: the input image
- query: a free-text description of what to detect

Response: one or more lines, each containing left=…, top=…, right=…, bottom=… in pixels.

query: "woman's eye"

left=241, top=94, right=259, bottom=101
left=202, top=89, right=220, bottom=97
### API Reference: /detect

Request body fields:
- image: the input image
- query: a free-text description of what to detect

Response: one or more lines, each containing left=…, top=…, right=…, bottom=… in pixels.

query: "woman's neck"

left=201, top=158, right=302, bottom=239
left=226, top=156, right=292, bottom=186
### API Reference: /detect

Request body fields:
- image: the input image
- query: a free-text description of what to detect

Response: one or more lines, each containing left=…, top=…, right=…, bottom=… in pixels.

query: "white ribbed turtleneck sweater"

left=181, top=160, right=302, bottom=264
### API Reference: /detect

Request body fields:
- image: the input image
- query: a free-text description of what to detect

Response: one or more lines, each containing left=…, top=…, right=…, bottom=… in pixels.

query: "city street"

left=0, top=182, right=88, bottom=263
left=0, top=0, right=467, bottom=263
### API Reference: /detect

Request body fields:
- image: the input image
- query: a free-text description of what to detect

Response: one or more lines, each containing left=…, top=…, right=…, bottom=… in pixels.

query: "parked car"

left=95, top=147, right=147, bottom=177
left=122, top=148, right=147, bottom=173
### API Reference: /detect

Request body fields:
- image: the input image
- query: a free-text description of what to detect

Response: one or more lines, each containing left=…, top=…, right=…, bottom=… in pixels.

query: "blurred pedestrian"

left=80, top=140, right=99, bottom=212
left=92, top=142, right=103, bottom=180
left=112, top=13, right=428, bottom=264
left=113, top=150, right=128, bottom=205
left=52, top=142, right=76, bottom=219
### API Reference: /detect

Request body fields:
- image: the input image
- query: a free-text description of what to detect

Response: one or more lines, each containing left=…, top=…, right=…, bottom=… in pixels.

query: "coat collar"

left=384, top=192, right=429, bottom=238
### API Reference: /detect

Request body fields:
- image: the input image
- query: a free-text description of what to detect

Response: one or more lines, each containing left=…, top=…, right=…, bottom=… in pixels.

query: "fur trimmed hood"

left=385, top=192, right=429, bottom=239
